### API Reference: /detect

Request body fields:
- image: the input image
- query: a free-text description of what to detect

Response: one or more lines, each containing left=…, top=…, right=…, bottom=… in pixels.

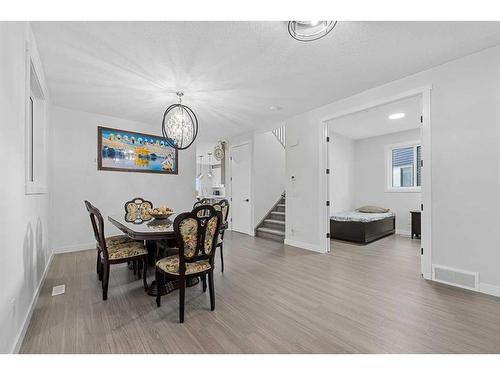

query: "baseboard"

left=396, top=229, right=411, bottom=237
left=479, top=282, right=500, bottom=298
left=11, top=251, right=54, bottom=353
left=284, top=238, right=325, bottom=253
left=54, top=242, right=95, bottom=254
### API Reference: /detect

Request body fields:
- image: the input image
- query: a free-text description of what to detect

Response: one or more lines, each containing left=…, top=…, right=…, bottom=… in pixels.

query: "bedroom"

left=327, top=95, right=423, bottom=267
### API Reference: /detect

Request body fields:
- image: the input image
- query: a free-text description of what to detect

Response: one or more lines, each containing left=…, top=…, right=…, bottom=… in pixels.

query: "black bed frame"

left=330, top=216, right=395, bottom=244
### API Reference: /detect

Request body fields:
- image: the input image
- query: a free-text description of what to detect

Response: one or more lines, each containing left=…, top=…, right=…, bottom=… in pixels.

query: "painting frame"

left=97, top=126, right=179, bottom=175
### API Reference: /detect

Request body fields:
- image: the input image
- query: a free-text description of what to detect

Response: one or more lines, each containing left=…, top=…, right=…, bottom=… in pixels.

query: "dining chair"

left=124, top=197, right=154, bottom=273
left=213, top=199, right=230, bottom=272
left=124, top=197, right=153, bottom=222
left=155, top=205, right=222, bottom=323
left=85, top=200, right=149, bottom=300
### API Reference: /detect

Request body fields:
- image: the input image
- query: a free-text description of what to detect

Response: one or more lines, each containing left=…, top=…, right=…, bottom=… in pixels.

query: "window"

left=25, top=52, right=46, bottom=194
left=386, top=141, right=421, bottom=192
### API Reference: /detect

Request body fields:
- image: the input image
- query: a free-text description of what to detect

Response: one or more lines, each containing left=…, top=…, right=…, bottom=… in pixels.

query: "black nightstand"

left=410, top=211, right=421, bottom=239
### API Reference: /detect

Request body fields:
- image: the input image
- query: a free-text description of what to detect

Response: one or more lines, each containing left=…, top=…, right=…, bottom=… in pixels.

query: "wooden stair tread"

left=256, top=227, right=285, bottom=236
left=264, top=219, right=285, bottom=225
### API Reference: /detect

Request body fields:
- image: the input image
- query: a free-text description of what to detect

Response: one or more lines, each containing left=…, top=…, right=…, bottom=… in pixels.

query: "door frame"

left=319, top=85, right=432, bottom=280
left=228, top=141, right=254, bottom=236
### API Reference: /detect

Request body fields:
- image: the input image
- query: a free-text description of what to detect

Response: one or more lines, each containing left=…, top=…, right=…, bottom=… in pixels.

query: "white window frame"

left=25, top=38, right=47, bottom=195
left=385, top=140, right=422, bottom=193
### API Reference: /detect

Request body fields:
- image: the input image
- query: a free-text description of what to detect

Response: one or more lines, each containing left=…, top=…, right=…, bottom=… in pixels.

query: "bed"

left=330, top=211, right=395, bottom=244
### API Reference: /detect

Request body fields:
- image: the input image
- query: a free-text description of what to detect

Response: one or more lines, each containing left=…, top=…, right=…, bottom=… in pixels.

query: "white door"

left=230, top=143, right=252, bottom=234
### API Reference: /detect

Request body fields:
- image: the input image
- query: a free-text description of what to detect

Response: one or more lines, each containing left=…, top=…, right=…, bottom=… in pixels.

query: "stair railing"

left=272, top=126, right=286, bottom=148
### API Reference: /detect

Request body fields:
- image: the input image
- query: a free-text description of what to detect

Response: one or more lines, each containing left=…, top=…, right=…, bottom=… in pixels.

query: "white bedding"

left=330, top=211, right=395, bottom=223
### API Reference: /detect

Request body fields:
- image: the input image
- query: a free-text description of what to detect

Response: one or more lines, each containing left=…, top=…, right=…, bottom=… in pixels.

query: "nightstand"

left=410, top=211, right=421, bottom=239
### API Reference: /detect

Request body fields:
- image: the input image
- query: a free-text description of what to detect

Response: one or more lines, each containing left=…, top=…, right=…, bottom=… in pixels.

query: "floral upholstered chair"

left=85, top=200, right=148, bottom=300
left=155, top=205, right=222, bottom=323
left=124, top=197, right=153, bottom=223
left=212, top=199, right=230, bottom=272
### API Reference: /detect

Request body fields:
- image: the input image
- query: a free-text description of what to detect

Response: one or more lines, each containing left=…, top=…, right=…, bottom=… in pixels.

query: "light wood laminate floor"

left=20, top=232, right=500, bottom=353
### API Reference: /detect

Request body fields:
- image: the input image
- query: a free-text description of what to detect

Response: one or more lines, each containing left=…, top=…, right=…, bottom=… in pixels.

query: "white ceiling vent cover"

left=432, top=265, right=478, bottom=291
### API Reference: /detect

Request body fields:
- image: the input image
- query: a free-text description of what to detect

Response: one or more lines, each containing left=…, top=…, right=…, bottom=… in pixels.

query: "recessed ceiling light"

left=388, top=113, right=405, bottom=120
left=270, top=106, right=282, bottom=111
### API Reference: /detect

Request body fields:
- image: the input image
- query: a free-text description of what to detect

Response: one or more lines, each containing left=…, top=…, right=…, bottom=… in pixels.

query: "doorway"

left=229, top=142, right=252, bottom=235
left=322, top=87, right=432, bottom=278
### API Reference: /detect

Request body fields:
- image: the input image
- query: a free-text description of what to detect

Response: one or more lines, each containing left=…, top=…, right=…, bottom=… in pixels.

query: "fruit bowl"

left=147, top=206, right=174, bottom=220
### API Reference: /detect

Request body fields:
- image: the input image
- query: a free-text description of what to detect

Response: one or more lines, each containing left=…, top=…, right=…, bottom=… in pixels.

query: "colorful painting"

left=97, top=126, right=178, bottom=174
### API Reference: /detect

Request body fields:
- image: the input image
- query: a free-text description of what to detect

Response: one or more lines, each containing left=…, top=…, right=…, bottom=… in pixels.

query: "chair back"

left=213, top=199, right=230, bottom=226
left=174, top=205, right=222, bottom=275
left=84, top=200, right=109, bottom=260
left=125, top=197, right=153, bottom=222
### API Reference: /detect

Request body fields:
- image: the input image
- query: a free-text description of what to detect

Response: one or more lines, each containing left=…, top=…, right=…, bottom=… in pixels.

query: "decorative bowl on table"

left=147, top=206, right=175, bottom=220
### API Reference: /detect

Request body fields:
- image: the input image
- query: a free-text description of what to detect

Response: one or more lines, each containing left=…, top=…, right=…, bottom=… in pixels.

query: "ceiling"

left=328, top=95, right=421, bottom=140
left=32, top=21, right=500, bottom=145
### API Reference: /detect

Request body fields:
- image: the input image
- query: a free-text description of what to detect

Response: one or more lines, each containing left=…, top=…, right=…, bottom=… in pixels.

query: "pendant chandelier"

left=207, top=152, right=213, bottom=179
left=288, top=21, right=337, bottom=42
left=196, top=155, right=204, bottom=180
left=161, top=92, right=198, bottom=150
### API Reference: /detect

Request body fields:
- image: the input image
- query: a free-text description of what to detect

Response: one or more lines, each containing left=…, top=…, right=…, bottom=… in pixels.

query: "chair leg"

left=137, top=259, right=142, bottom=279
left=208, top=270, right=215, bottom=311
left=219, top=244, right=224, bottom=273
left=143, top=256, right=148, bottom=291
left=202, top=274, right=207, bottom=292
left=98, top=260, right=103, bottom=281
left=96, top=250, right=100, bottom=275
left=155, top=268, right=161, bottom=307
left=179, top=277, right=186, bottom=323
left=102, top=263, right=110, bottom=301
left=133, top=260, right=137, bottom=275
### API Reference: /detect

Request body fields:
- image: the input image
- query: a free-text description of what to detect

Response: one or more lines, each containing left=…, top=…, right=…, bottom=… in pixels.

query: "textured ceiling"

left=32, top=21, right=500, bottom=144
left=329, top=95, right=421, bottom=140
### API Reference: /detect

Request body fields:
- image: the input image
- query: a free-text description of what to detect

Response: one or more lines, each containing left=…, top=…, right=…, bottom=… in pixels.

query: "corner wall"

left=282, top=45, right=500, bottom=293
left=353, top=129, right=422, bottom=235
left=0, top=22, right=51, bottom=353
left=48, top=105, right=197, bottom=253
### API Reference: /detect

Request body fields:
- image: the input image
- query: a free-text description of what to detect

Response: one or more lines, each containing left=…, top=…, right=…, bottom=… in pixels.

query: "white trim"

left=396, top=229, right=412, bottom=237
left=479, top=283, right=500, bottom=298
left=284, top=239, right=324, bottom=253
left=228, top=141, right=254, bottom=236
left=24, top=33, right=48, bottom=195
left=321, top=85, right=433, bottom=280
left=11, top=252, right=54, bottom=353
left=54, top=242, right=95, bottom=254
left=432, top=264, right=479, bottom=292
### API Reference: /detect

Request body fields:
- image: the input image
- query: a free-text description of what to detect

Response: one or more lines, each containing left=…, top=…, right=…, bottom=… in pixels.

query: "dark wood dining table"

left=108, top=213, right=199, bottom=296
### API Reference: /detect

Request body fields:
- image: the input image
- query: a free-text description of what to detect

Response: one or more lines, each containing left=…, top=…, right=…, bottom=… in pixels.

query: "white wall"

left=353, top=129, right=422, bottom=235
left=49, top=105, right=196, bottom=252
left=329, top=132, right=355, bottom=215
left=280, top=45, right=500, bottom=294
left=253, top=131, right=285, bottom=226
left=225, top=129, right=285, bottom=230
left=0, top=22, right=51, bottom=353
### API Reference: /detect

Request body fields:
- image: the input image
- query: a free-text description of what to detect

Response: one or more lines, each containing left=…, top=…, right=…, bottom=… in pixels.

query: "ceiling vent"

left=432, top=264, right=478, bottom=291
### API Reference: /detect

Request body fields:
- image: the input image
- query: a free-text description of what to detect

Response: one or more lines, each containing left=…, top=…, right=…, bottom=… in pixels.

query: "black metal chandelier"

left=288, top=21, right=337, bottom=42
left=161, top=92, right=198, bottom=150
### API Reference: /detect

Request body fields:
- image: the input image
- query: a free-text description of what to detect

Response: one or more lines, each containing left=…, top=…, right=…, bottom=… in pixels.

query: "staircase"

left=255, top=193, right=286, bottom=242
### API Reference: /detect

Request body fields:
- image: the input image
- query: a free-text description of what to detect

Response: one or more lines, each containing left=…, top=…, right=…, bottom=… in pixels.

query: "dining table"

left=108, top=213, right=200, bottom=296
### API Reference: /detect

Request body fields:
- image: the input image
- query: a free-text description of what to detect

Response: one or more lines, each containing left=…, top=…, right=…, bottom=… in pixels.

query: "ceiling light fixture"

left=269, top=105, right=282, bottom=111
left=207, top=152, right=213, bottom=179
left=196, top=155, right=204, bottom=180
left=288, top=21, right=337, bottom=42
left=388, top=113, right=406, bottom=120
left=161, top=92, right=198, bottom=150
